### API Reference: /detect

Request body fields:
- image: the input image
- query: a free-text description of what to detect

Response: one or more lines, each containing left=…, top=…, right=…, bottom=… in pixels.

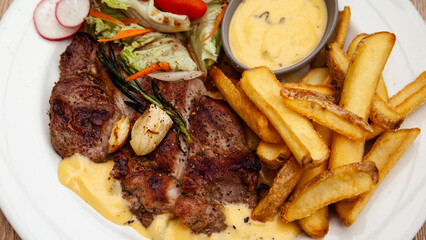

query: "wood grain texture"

left=0, top=0, right=425, bottom=239
left=0, top=0, right=13, bottom=21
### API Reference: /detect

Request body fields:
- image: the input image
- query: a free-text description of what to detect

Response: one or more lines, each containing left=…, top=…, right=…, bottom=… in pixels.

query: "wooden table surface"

left=0, top=0, right=425, bottom=239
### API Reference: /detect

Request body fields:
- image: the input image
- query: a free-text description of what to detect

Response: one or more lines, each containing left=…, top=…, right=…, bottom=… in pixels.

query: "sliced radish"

left=56, top=0, right=90, bottom=28
left=33, top=0, right=81, bottom=41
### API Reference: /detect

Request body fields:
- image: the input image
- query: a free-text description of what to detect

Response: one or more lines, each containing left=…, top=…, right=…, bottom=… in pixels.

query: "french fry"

left=281, top=83, right=339, bottom=98
left=296, top=161, right=329, bottom=238
left=375, top=76, right=389, bottom=101
left=330, top=34, right=394, bottom=138
left=346, top=33, right=389, bottom=102
left=251, top=157, right=304, bottom=222
left=369, top=94, right=404, bottom=130
left=346, top=33, right=368, bottom=58
left=326, top=42, right=350, bottom=87
left=388, top=71, right=426, bottom=107
left=347, top=33, right=390, bottom=101
left=367, top=71, right=426, bottom=140
left=336, top=128, right=420, bottom=227
left=280, top=161, right=379, bottom=222
left=366, top=123, right=385, bottom=141
left=329, top=32, right=396, bottom=169
left=298, top=207, right=329, bottom=238
left=314, top=123, right=333, bottom=148
left=240, top=66, right=329, bottom=168
left=327, top=41, right=390, bottom=103
left=256, top=141, right=292, bottom=170
left=334, top=6, right=351, bottom=49
left=209, top=66, right=283, bottom=143
left=281, top=88, right=373, bottom=141
left=299, top=68, right=331, bottom=85
left=311, top=6, right=351, bottom=67
left=394, top=85, right=426, bottom=117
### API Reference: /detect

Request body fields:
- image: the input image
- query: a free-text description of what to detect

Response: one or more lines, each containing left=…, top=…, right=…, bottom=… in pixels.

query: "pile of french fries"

left=209, top=6, right=425, bottom=238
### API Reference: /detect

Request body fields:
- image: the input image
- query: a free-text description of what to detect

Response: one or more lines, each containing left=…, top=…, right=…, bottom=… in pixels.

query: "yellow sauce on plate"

left=58, top=154, right=301, bottom=240
left=229, top=0, right=327, bottom=70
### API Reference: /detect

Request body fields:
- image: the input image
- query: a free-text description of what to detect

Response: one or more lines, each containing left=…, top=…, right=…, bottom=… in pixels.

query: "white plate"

left=0, top=0, right=425, bottom=239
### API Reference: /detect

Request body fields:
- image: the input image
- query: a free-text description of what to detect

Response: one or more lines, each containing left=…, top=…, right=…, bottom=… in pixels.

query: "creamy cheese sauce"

left=229, top=0, right=327, bottom=70
left=58, top=154, right=301, bottom=240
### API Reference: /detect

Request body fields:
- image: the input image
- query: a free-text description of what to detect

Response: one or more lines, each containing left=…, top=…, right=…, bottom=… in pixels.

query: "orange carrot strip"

left=158, top=62, right=171, bottom=71
left=120, top=18, right=140, bottom=25
left=89, top=9, right=125, bottom=27
left=98, top=29, right=154, bottom=42
left=199, top=4, right=227, bottom=44
left=125, top=62, right=171, bottom=81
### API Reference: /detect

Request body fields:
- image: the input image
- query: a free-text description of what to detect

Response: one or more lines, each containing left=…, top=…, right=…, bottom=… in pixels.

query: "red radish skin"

left=34, top=0, right=81, bottom=41
left=154, top=0, right=207, bottom=19
left=55, top=0, right=90, bottom=28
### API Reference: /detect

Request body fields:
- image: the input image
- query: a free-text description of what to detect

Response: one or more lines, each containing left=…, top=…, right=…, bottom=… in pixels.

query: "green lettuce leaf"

left=121, top=32, right=198, bottom=71
left=188, top=3, right=223, bottom=71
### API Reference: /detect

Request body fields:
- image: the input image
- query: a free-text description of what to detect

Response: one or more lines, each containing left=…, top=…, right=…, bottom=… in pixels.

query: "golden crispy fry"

left=298, top=207, right=329, bottom=238
left=394, top=85, right=426, bottom=117
left=388, top=71, right=426, bottom=107
left=108, top=116, right=130, bottom=153
left=366, top=123, right=385, bottom=140
left=325, top=42, right=349, bottom=87
left=367, top=71, right=426, bottom=140
left=370, top=94, right=404, bottom=130
left=376, top=75, right=389, bottom=101
left=310, top=7, right=351, bottom=67
left=330, top=35, right=392, bottom=138
left=314, top=123, right=333, bottom=148
left=240, top=66, right=329, bottom=168
left=294, top=159, right=327, bottom=192
left=347, top=33, right=390, bottom=101
left=280, top=161, right=379, bottom=222
left=296, top=161, right=329, bottom=239
left=256, top=141, right=292, bottom=170
left=281, top=88, right=373, bottom=141
left=335, top=6, right=351, bottom=48
left=327, top=41, right=390, bottom=102
left=329, top=32, right=396, bottom=168
left=251, top=157, right=303, bottom=222
left=281, top=83, right=339, bottom=98
left=295, top=154, right=329, bottom=239
left=299, top=68, right=331, bottom=85
left=336, top=128, right=420, bottom=227
left=209, top=66, right=283, bottom=143
left=330, top=133, right=366, bottom=168
left=346, top=33, right=368, bottom=58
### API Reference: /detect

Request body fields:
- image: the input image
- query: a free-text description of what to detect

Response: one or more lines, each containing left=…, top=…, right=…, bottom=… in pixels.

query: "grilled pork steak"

left=49, top=33, right=125, bottom=162
left=175, top=96, right=260, bottom=234
left=112, top=79, right=260, bottom=234
left=145, top=78, right=207, bottom=180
